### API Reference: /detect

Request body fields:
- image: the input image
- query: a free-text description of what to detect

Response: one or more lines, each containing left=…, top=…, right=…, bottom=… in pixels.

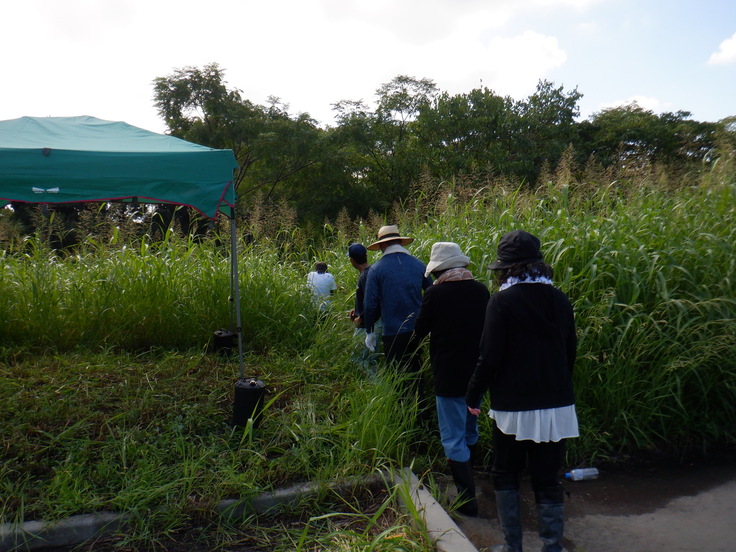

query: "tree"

left=515, top=80, right=583, bottom=185
left=153, top=63, right=266, bottom=190
left=375, top=75, right=438, bottom=125
left=332, top=75, right=438, bottom=206
left=412, top=82, right=583, bottom=186
left=580, top=104, right=720, bottom=172
left=413, top=87, right=515, bottom=180
left=153, top=64, right=354, bottom=226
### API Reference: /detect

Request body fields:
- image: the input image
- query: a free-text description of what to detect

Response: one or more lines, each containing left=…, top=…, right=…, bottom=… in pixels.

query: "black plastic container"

left=232, top=377, right=266, bottom=427
left=213, top=330, right=236, bottom=354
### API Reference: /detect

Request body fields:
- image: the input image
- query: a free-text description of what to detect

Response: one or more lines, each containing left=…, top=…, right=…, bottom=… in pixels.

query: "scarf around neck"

left=499, top=274, right=553, bottom=291
left=434, top=267, right=475, bottom=285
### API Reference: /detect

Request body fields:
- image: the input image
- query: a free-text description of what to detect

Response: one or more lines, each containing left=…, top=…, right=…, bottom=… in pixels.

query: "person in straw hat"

left=363, top=225, right=432, bottom=402
left=466, top=230, right=578, bottom=552
left=414, top=242, right=490, bottom=517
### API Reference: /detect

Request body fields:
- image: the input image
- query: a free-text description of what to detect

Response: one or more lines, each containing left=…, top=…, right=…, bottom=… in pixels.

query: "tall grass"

left=399, top=171, right=736, bottom=461
left=0, top=231, right=324, bottom=353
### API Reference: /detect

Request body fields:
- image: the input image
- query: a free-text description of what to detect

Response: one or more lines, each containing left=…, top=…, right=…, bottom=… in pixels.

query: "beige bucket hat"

left=424, top=242, right=470, bottom=277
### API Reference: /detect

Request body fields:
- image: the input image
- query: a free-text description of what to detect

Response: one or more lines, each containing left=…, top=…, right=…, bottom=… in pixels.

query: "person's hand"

left=365, top=332, right=377, bottom=352
left=352, top=315, right=363, bottom=328
left=467, top=406, right=481, bottom=417
left=349, top=309, right=357, bottom=321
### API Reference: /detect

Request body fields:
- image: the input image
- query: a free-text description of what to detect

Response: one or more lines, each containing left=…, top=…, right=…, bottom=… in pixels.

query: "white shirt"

left=307, top=271, right=336, bottom=310
left=489, top=405, right=579, bottom=443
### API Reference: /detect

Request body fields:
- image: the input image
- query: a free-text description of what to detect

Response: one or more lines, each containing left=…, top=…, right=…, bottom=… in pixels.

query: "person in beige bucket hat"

left=414, top=242, right=490, bottom=516
left=423, top=242, right=471, bottom=278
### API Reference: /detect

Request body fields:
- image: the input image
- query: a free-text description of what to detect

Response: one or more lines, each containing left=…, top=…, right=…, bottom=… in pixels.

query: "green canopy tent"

left=0, top=115, right=245, bottom=375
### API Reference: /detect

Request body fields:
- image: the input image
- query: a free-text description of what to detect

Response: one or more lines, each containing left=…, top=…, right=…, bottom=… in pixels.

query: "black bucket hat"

left=489, top=230, right=543, bottom=270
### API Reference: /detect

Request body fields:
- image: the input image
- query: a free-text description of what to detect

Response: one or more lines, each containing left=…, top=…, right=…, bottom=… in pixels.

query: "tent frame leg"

left=229, top=207, right=244, bottom=379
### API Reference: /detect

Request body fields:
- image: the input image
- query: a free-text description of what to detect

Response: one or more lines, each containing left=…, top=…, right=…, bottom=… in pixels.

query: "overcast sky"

left=2, top=0, right=734, bottom=134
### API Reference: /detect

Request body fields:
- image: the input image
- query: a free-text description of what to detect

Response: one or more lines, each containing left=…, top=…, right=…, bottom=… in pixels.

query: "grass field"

left=1, top=161, right=735, bottom=549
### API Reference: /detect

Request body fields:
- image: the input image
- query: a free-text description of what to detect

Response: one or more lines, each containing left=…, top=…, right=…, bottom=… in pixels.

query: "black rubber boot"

left=448, top=459, right=478, bottom=516
left=468, top=443, right=476, bottom=466
left=468, top=442, right=481, bottom=470
left=535, top=486, right=565, bottom=552
left=492, top=489, right=523, bottom=552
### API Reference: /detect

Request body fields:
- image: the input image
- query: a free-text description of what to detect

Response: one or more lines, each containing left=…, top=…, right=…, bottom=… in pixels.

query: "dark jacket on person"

left=465, top=283, right=576, bottom=412
left=354, top=265, right=371, bottom=328
left=414, top=279, right=490, bottom=397
left=363, top=251, right=432, bottom=337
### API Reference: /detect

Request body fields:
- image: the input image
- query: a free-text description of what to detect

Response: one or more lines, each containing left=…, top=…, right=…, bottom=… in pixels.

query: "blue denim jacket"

left=363, top=248, right=431, bottom=337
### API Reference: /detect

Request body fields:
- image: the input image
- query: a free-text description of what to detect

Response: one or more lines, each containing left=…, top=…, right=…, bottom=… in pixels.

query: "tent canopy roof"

left=0, top=116, right=238, bottom=218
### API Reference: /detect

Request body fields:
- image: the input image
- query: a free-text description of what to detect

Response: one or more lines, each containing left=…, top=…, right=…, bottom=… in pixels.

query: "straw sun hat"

left=367, top=225, right=414, bottom=251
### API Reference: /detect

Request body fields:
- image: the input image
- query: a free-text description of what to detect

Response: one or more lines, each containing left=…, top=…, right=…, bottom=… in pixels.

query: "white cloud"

left=320, top=0, right=515, bottom=45
left=707, top=32, right=736, bottom=65
left=239, top=4, right=568, bottom=123
left=577, top=21, right=599, bottom=34
left=3, top=0, right=731, bottom=133
left=0, top=0, right=575, bottom=131
left=371, top=27, right=568, bottom=108
left=534, top=0, right=603, bottom=8
left=482, top=31, right=568, bottom=97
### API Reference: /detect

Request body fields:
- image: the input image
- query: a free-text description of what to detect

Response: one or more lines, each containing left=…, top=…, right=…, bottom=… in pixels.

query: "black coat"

left=465, top=283, right=576, bottom=411
left=414, top=279, right=490, bottom=397
left=354, top=265, right=371, bottom=327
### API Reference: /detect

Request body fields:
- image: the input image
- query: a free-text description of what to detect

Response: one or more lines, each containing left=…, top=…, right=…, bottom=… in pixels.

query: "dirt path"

left=453, top=459, right=736, bottom=551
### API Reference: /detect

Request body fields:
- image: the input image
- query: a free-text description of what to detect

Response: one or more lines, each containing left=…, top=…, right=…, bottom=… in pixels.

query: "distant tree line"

left=153, top=64, right=735, bottom=225
left=3, top=63, right=734, bottom=244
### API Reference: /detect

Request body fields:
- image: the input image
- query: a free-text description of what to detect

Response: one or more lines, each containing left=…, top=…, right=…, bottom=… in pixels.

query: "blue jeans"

left=436, top=396, right=480, bottom=462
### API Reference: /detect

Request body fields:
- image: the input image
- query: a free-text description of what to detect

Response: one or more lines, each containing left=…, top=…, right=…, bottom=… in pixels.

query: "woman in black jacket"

left=414, top=242, right=490, bottom=516
left=466, top=230, right=578, bottom=552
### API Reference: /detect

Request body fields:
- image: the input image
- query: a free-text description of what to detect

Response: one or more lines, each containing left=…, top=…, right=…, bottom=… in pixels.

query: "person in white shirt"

left=306, top=262, right=336, bottom=312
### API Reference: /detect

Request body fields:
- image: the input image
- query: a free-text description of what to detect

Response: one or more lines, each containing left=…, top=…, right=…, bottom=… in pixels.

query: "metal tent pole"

left=229, top=205, right=264, bottom=428
left=230, top=206, right=245, bottom=380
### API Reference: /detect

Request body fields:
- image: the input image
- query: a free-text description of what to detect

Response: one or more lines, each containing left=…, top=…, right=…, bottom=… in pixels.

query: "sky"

left=1, top=0, right=734, bottom=134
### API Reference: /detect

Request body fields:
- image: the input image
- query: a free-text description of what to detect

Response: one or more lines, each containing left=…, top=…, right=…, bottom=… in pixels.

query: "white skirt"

left=489, top=405, right=579, bottom=443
